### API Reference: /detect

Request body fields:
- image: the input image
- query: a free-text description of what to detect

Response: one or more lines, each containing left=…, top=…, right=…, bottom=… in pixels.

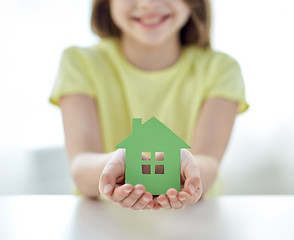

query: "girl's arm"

left=155, top=98, right=238, bottom=209
left=60, top=95, right=154, bottom=209
left=60, top=95, right=111, bottom=198
left=191, top=97, right=238, bottom=195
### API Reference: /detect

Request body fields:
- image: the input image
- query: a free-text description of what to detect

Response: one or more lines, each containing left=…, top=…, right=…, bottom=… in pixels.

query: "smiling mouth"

left=133, top=15, right=170, bottom=28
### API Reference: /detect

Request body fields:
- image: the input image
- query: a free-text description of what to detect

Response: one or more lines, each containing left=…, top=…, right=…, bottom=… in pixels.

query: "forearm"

left=194, top=155, right=219, bottom=195
left=70, top=151, right=115, bottom=198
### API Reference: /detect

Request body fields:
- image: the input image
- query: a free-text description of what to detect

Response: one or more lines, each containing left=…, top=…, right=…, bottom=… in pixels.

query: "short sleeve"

left=204, top=53, right=249, bottom=114
left=49, top=47, right=95, bottom=106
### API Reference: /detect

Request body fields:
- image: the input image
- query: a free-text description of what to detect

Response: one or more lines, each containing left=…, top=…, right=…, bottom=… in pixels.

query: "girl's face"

left=110, top=0, right=191, bottom=47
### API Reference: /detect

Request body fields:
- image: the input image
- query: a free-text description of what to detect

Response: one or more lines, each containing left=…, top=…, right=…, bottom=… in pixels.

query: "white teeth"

left=140, top=17, right=162, bottom=25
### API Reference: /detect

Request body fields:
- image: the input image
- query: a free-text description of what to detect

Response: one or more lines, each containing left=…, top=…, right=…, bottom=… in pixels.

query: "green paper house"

left=114, top=117, right=191, bottom=195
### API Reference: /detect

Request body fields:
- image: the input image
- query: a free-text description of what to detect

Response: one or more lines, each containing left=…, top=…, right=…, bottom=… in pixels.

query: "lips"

left=140, top=16, right=163, bottom=25
left=133, top=14, right=170, bottom=28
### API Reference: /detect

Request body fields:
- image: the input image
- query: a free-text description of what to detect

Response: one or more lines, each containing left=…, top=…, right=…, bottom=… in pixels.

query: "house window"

left=155, top=152, right=164, bottom=161
left=155, top=165, right=164, bottom=174
left=142, top=152, right=151, bottom=174
left=141, top=152, right=165, bottom=175
left=142, top=152, right=151, bottom=160
left=155, top=152, right=164, bottom=174
left=142, top=165, right=151, bottom=174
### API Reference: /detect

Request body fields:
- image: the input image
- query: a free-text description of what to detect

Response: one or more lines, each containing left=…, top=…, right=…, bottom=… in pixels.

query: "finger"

left=131, top=192, right=153, bottom=210
left=142, top=205, right=152, bottom=210
left=110, top=184, right=133, bottom=202
left=147, top=200, right=154, bottom=208
left=142, top=200, right=154, bottom=210
left=152, top=201, right=162, bottom=210
left=105, top=148, right=125, bottom=172
left=180, top=149, right=192, bottom=164
left=183, top=174, right=202, bottom=198
left=178, top=191, right=194, bottom=205
left=183, top=180, right=202, bottom=204
left=166, top=189, right=184, bottom=209
left=157, top=195, right=171, bottom=210
left=99, top=150, right=126, bottom=198
left=120, top=184, right=145, bottom=208
left=99, top=172, right=116, bottom=198
left=182, top=161, right=202, bottom=198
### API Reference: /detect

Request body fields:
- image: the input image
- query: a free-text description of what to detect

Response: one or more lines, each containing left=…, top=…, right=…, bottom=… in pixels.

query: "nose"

left=137, top=0, right=161, bottom=10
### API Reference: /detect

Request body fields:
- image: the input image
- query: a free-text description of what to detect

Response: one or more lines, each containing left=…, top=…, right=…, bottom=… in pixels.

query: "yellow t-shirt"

left=50, top=37, right=249, bottom=197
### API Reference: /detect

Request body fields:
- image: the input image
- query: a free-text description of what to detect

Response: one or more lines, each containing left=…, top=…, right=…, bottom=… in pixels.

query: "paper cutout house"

left=115, top=117, right=191, bottom=195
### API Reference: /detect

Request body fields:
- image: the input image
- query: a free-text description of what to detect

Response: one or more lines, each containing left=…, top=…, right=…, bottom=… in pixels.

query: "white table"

left=0, top=195, right=293, bottom=240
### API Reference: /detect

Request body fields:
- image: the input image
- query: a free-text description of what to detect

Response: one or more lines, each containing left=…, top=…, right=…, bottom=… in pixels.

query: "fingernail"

left=189, top=184, right=195, bottom=195
left=179, top=197, right=185, bottom=201
left=135, top=190, right=143, bottom=195
left=104, top=184, right=113, bottom=194
left=143, top=197, right=149, bottom=202
left=169, top=195, right=176, bottom=198
left=125, top=188, right=132, bottom=194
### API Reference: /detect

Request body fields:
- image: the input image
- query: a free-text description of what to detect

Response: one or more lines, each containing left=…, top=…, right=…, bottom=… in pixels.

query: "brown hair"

left=91, top=0, right=211, bottom=48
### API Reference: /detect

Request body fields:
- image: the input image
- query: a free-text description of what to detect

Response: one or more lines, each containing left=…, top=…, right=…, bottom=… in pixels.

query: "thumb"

left=183, top=161, right=202, bottom=197
left=99, top=149, right=125, bottom=197
left=99, top=170, right=116, bottom=198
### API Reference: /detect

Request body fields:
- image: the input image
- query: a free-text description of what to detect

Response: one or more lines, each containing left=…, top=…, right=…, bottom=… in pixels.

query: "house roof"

left=115, top=117, right=191, bottom=150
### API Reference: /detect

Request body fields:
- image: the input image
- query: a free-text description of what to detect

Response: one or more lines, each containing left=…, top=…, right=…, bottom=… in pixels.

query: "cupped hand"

left=154, top=149, right=203, bottom=210
left=99, top=149, right=155, bottom=210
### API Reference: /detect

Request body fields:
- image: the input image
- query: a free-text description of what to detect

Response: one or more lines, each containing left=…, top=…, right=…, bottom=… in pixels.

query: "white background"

left=1, top=0, right=294, bottom=194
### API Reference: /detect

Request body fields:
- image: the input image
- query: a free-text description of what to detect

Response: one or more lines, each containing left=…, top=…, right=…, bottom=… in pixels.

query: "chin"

left=137, top=37, right=169, bottom=48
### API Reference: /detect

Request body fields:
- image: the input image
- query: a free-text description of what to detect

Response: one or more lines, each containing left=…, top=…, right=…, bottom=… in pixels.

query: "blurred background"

left=1, top=0, right=293, bottom=195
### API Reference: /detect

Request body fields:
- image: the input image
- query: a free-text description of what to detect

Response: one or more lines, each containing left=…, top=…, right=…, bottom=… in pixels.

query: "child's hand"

left=99, top=149, right=154, bottom=210
left=154, top=149, right=203, bottom=210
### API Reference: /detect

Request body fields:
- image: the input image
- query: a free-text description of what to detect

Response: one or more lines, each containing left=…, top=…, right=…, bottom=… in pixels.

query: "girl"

left=50, top=0, right=249, bottom=210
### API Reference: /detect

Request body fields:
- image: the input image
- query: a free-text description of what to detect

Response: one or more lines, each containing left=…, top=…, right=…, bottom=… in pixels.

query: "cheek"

left=180, top=7, right=191, bottom=25
left=109, top=1, right=129, bottom=28
left=174, top=1, right=191, bottom=25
